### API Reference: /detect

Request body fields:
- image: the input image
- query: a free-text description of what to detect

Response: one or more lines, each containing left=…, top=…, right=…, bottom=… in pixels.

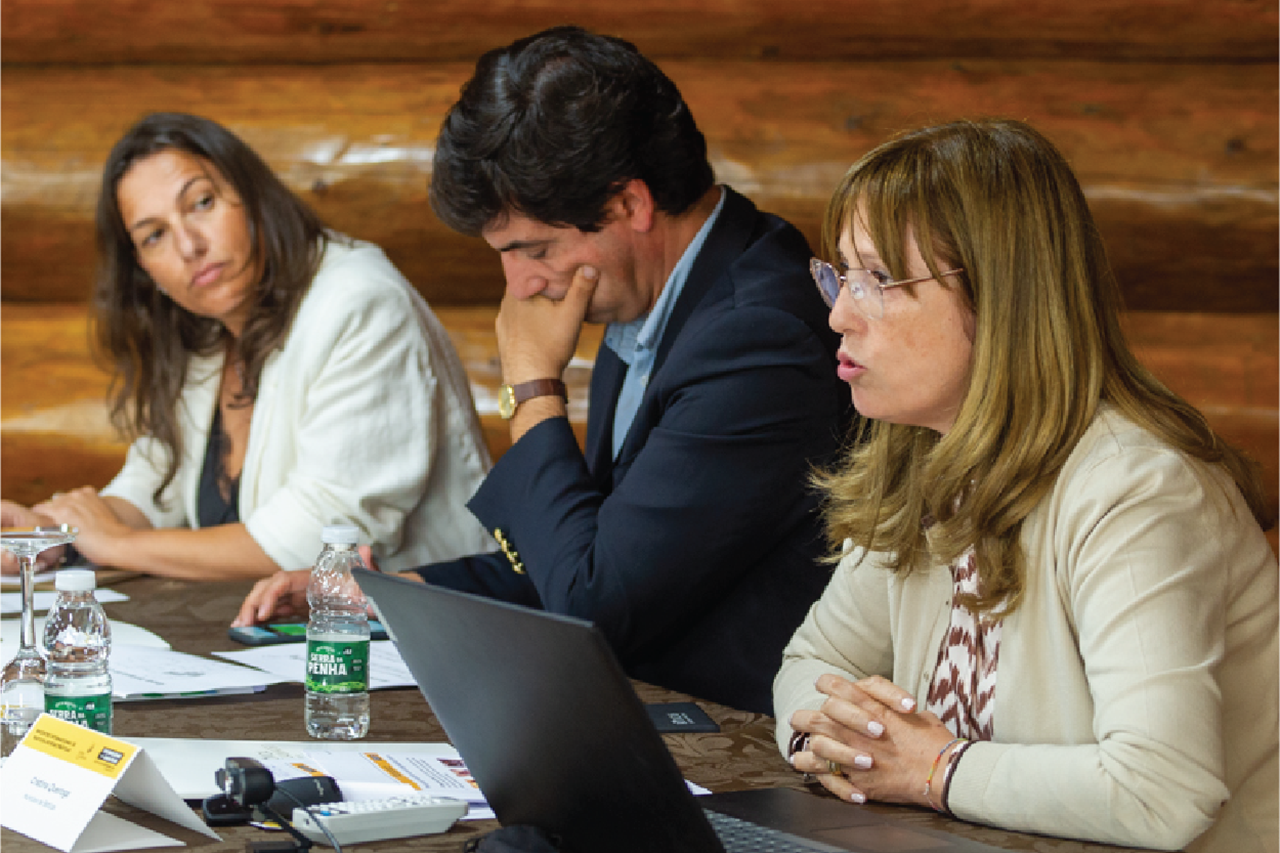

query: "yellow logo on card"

left=23, top=714, right=136, bottom=779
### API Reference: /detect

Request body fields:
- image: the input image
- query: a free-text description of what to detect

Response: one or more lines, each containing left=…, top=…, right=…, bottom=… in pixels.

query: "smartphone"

left=227, top=621, right=389, bottom=646
left=645, top=701, right=720, bottom=733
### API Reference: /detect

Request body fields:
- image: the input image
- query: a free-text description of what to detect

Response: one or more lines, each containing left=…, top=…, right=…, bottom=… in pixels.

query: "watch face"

left=498, top=384, right=516, bottom=419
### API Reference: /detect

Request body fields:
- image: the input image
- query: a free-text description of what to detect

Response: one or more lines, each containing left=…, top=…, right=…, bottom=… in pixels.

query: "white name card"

left=0, top=714, right=220, bottom=852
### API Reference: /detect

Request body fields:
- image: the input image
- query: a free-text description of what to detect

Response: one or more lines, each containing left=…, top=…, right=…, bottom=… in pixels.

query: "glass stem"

left=19, top=554, right=37, bottom=654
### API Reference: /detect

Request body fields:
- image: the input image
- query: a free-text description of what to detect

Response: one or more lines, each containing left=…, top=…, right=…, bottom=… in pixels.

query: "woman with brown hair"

left=776, top=119, right=1276, bottom=851
left=1, top=112, right=492, bottom=579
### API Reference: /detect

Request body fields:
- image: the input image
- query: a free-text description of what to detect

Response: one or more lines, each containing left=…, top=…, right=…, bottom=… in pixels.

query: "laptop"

left=354, top=569, right=1006, bottom=853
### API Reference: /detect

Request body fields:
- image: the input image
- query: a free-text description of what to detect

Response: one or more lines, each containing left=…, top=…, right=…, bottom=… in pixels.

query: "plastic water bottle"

left=305, top=524, right=370, bottom=739
left=43, top=569, right=112, bottom=734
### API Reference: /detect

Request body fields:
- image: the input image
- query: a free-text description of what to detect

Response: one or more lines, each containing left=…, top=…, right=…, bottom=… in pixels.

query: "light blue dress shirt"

left=603, top=188, right=726, bottom=459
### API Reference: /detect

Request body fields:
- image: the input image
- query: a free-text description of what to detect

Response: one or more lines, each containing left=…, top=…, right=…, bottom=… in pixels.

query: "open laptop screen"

left=354, top=568, right=726, bottom=853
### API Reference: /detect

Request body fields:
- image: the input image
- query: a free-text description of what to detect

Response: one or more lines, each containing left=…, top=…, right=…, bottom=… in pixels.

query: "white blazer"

left=103, top=237, right=495, bottom=571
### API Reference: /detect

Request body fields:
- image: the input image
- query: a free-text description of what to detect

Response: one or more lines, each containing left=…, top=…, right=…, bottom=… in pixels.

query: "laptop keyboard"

left=704, top=808, right=844, bottom=853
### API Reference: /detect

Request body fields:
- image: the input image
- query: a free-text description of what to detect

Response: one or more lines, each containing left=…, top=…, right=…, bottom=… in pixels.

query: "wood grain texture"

left=2, top=0, right=1276, bottom=64
left=2, top=304, right=1274, bottom=529
left=3, top=60, right=1276, bottom=310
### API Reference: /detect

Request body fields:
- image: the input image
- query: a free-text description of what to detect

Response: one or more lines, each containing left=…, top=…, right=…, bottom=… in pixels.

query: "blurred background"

left=2, top=0, right=1275, bottom=547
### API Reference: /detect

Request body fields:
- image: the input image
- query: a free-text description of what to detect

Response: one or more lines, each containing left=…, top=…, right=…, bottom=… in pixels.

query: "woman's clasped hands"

left=788, top=674, right=961, bottom=810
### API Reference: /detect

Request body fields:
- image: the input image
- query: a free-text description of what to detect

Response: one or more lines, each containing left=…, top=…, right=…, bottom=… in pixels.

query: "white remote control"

left=291, top=794, right=468, bottom=846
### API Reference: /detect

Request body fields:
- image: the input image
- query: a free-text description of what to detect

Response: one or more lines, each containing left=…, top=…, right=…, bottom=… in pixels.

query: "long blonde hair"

left=816, top=119, right=1270, bottom=614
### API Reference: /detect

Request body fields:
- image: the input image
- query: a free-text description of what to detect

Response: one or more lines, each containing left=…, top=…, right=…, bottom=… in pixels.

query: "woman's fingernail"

left=853, top=755, right=872, bottom=770
left=900, top=697, right=916, bottom=711
left=867, top=721, right=885, bottom=737
left=850, top=791, right=866, bottom=804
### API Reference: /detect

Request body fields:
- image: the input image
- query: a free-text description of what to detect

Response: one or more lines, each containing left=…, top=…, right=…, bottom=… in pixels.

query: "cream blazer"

left=774, top=407, right=1278, bottom=852
left=103, top=238, right=495, bottom=571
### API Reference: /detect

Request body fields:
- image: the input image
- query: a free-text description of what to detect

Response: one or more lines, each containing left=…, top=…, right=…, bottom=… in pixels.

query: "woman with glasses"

left=0, top=112, right=493, bottom=580
left=776, top=119, right=1277, bottom=851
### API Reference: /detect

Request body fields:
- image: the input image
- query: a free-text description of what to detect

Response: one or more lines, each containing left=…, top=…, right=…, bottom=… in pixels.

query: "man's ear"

left=611, top=179, right=656, bottom=233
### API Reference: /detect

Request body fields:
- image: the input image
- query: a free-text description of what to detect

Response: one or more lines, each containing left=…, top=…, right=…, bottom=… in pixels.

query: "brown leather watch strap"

left=511, top=378, right=567, bottom=405
left=499, top=377, right=568, bottom=419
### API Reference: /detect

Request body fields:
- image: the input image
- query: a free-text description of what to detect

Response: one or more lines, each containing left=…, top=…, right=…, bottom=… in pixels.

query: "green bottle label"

left=45, top=693, right=112, bottom=733
left=305, top=638, right=369, bottom=694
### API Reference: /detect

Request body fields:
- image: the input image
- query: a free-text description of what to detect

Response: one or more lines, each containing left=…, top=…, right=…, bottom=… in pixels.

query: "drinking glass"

left=1, top=524, right=77, bottom=755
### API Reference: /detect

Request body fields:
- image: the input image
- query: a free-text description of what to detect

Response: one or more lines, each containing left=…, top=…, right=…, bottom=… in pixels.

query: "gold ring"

left=827, top=759, right=842, bottom=776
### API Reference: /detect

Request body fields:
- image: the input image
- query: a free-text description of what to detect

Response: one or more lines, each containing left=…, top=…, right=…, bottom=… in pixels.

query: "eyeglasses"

left=810, top=258, right=964, bottom=319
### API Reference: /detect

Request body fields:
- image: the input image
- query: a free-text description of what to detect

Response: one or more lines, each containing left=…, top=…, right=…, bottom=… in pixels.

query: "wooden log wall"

left=2, top=1, right=1277, bottom=546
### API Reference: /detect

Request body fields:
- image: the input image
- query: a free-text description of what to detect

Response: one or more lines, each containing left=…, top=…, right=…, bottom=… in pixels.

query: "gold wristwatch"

left=497, top=378, right=568, bottom=419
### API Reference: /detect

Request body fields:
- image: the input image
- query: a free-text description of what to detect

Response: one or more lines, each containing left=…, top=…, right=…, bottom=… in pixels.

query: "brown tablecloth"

left=2, top=575, right=1140, bottom=852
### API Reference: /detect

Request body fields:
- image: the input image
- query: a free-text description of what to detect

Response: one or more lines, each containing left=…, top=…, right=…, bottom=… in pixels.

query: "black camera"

left=202, top=756, right=341, bottom=831
left=203, top=756, right=274, bottom=826
left=220, top=757, right=277, bottom=807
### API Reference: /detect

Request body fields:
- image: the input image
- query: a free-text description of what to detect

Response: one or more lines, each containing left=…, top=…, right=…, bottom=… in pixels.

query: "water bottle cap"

left=54, top=568, right=97, bottom=591
left=321, top=524, right=359, bottom=545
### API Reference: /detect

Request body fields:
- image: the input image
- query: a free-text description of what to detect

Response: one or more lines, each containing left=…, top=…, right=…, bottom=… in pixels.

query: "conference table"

left=2, top=574, right=1141, bottom=852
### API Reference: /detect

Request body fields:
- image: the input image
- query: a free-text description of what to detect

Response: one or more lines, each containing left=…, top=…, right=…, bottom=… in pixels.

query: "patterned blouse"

left=925, top=546, right=1002, bottom=741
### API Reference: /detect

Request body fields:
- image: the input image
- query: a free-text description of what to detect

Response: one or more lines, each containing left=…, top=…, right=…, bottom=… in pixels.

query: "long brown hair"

left=93, top=112, right=328, bottom=504
left=816, top=119, right=1270, bottom=615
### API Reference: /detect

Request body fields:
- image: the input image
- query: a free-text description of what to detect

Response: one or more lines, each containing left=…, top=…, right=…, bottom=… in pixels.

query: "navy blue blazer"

left=415, top=188, right=854, bottom=712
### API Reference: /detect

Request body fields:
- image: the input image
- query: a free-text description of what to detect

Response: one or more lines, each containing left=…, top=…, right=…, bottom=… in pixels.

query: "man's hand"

left=232, top=570, right=312, bottom=626
left=496, top=264, right=599, bottom=385
left=232, top=549, right=400, bottom=627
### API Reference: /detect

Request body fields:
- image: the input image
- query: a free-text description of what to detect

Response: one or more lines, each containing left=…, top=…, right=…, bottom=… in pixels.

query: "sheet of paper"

left=0, top=568, right=138, bottom=590
left=0, top=569, right=60, bottom=587
left=110, top=644, right=290, bottom=701
left=298, top=750, right=486, bottom=803
left=242, top=748, right=492, bottom=821
left=125, top=738, right=462, bottom=799
left=213, top=639, right=418, bottom=690
left=1, top=618, right=169, bottom=653
left=1, top=588, right=129, bottom=616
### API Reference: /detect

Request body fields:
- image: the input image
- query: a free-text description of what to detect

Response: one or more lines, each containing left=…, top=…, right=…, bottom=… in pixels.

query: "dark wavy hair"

left=93, top=112, right=327, bottom=504
left=429, top=25, right=715, bottom=236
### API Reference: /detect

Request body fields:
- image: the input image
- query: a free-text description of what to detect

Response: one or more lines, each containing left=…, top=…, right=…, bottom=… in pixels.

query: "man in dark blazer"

left=234, top=26, right=852, bottom=713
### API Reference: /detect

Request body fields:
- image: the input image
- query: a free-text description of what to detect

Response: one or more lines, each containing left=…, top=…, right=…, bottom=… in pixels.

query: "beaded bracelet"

left=923, top=737, right=967, bottom=812
left=940, top=739, right=973, bottom=815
